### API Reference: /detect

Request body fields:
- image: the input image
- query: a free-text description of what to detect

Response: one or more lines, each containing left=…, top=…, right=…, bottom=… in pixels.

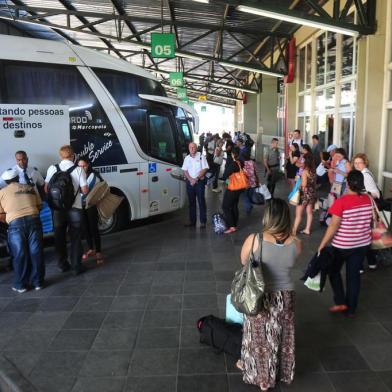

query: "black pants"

left=222, top=189, right=242, bottom=228
left=53, top=208, right=83, bottom=272
left=329, top=246, right=368, bottom=314
left=211, top=163, right=221, bottom=189
left=267, top=167, right=280, bottom=197
left=83, top=206, right=101, bottom=253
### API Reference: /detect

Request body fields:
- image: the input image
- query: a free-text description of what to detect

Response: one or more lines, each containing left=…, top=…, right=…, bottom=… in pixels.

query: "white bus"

left=0, top=35, right=196, bottom=233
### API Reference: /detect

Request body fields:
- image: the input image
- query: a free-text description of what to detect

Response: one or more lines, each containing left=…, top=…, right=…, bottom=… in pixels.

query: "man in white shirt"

left=13, top=151, right=45, bottom=189
left=182, top=142, right=209, bottom=228
left=45, top=145, right=88, bottom=275
left=289, top=129, right=303, bottom=148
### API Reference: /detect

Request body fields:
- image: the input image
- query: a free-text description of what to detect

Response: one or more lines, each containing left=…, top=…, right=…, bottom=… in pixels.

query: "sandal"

left=224, top=227, right=237, bottom=234
left=235, top=360, right=243, bottom=371
left=82, top=249, right=96, bottom=261
left=300, top=230, right=311, bottom=236
left=95, top=252, right=105, bottom=265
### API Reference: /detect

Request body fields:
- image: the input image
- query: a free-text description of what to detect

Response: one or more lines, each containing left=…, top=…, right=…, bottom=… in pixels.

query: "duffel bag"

left=197, top=315, right=242, bottom=358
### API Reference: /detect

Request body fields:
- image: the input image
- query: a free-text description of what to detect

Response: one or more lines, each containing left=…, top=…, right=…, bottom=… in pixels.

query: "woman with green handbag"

left=236, top=199, right=302, bottom=391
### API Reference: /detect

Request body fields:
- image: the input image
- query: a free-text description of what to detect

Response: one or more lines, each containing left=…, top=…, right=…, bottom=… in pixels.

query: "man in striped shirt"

left=318, top=170, right=373, bottom=317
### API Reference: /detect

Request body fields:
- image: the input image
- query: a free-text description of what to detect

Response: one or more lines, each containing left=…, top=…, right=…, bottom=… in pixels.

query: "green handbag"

left=231, top=234, right=265, bottom=315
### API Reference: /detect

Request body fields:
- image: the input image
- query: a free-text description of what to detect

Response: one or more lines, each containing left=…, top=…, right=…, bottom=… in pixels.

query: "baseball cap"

left=327, top=144, right=338, bottom=153
left=1, top=168, right=18, bottom=181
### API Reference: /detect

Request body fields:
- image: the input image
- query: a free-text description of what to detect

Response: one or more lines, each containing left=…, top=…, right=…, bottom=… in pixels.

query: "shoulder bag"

left=371, top=197, right=392, bottom=250
left=228, top=161, right=249, bottom=191
left=231, top=234, right=265, bottom=315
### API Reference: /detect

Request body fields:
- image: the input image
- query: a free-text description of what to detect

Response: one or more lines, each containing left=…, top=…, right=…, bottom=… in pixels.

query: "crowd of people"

left=0, top=146, right=104, bottom=293
left=183, top=127, right=391, bottom=391
left=1, top=128, right=391, bottom=391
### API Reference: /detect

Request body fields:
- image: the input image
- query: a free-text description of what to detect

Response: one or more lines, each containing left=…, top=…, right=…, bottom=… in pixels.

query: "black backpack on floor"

left=197, top=315, right=242, bottom=358
left=47, top=164, right=78, bottom=211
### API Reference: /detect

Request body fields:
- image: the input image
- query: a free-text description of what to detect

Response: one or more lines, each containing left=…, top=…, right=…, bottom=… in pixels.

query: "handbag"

left=250, top=190, right=265, bottom=205
left=255, top=184, right=271, bottom=200
left=371, top=198, right=392, bottom=250
left=228, top=161, right=249, bottom=191
left=288, top=177, right=301, bottom=206
left=213, top=153, right=223, bottom=165
left=231, top=234, right=264, bottom=315
left=331, top=181, right=343, bottom=196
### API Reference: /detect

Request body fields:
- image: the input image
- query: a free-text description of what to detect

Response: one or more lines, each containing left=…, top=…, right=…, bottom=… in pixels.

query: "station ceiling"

left=0, top=0, right=376, bottom=107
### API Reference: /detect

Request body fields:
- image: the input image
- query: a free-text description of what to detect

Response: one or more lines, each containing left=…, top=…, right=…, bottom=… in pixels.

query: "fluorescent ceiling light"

left=192, top=0, right=209, bottom=3
left=176, top=51, right=203, bottom=61
left=237, top=5, right=359, bottom=37
left=220, top=61, right=283, bottom=77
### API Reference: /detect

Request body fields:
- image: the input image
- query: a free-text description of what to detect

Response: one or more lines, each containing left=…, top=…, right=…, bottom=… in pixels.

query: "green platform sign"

left=151, top=33, right=175, bottom=58
left=169, top=72, right=184, bottom=87
left=177, top=87, right=187, bottom=100
left=181, top=98, right=190, bottom=105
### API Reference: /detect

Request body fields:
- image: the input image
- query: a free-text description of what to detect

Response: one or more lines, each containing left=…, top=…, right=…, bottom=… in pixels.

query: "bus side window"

left=148, top=114, right=177, bottom=163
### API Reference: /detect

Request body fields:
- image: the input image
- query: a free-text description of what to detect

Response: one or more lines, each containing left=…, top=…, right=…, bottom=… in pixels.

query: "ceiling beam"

left=0, top=11, right=283, bottom=79
left=0, top=4, right=291, bottom=38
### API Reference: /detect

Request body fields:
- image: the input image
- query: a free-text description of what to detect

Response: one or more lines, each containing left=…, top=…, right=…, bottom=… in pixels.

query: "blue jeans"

left=329, top=246, right=368, bottom=314
left=243, top=188, right=255, bottom=213
left=186, top=180, right=207, bottom=224
left=8, top=216, right=44, bottom=289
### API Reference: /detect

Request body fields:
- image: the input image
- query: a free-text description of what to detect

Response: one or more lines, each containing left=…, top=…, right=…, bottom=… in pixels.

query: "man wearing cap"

left=0, top=168, right=44, bottom=293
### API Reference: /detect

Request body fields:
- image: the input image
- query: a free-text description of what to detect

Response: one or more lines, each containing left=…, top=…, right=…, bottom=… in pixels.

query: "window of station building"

left=0, top=61, right=127, bottom=166
left=326, top=32, right=337, bottom=83
left=299, top=47, right=305, bottom=91
left=385, top=111, right=392, bottom=172
left=316, top=33, right=326, bottom=86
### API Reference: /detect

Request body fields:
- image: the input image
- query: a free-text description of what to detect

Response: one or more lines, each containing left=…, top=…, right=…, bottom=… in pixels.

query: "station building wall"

left=237, top=0, right=392, bottom=196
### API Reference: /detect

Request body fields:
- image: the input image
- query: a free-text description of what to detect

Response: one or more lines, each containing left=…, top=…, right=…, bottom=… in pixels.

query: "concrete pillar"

left=355, top=0, right=388, bottom=178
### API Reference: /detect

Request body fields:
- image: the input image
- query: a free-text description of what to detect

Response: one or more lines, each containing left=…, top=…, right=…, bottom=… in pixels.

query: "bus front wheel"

left=98, top=191, right=129, bottom=235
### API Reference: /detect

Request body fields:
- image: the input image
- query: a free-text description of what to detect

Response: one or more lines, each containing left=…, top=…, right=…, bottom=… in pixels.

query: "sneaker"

left=58, top=263, right=71, bottom=273
left=368, top=265, right=377, bottom=270
left=212, top=188, right=221, bottom=193
left=34, top=286, right=43, bottom=291
left=359, top=269, right=364, bottom=274
left=12, top=287, right=27, bottom=294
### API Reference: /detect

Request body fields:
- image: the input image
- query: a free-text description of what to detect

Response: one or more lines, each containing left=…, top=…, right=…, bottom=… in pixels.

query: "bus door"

left=146, top=110, right=181, bottom=215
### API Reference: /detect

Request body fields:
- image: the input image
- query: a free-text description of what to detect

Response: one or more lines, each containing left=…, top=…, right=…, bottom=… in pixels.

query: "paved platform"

left=0, top=182, right=392, bottom=392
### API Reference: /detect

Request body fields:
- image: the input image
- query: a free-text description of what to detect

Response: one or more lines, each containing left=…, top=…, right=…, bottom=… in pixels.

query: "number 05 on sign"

left=151, top=33, right=175, bottom=58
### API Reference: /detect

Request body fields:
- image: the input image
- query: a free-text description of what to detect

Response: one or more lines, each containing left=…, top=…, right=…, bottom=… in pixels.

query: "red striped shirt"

left=328, top=194, right=372, bottom=249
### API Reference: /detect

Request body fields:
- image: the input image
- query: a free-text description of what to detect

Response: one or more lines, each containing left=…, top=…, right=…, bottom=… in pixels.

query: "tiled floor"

left=1, top=181, right=392, bottom=392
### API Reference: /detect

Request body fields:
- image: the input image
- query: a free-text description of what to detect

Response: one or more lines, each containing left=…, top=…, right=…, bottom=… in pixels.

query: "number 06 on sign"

left=151, top=33, right=175, bottom=58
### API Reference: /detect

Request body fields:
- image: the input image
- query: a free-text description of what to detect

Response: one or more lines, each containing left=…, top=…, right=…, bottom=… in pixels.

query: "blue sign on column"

left=148, top=162, right=157, bottom=173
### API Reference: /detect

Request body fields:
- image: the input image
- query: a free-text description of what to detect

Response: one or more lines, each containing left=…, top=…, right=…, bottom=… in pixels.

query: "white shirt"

left=290, top=138, right=303, bottom=147
left=182, top=152, right=209, bottom=179
left=45, top=159, right=87, bottom=209
left=13, top=165, right=45, bottom=187
left=362, top=168, right=380, bottom=199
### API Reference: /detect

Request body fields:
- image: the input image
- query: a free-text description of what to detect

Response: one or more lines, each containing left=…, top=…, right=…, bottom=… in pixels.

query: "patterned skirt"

left=241, top=291, right=295, bottom=391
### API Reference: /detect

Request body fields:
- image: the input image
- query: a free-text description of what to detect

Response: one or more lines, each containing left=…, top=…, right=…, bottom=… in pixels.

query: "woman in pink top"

left=318, top=170, right=373, bottom=317
left=242, top=151, right=260, bottom=214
